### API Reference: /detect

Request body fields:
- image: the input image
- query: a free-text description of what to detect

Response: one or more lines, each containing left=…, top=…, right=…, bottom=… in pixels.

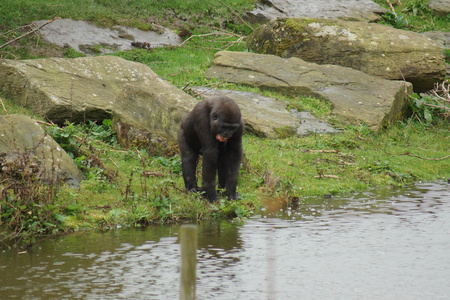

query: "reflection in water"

left=0, top=182, right=449, bottom=299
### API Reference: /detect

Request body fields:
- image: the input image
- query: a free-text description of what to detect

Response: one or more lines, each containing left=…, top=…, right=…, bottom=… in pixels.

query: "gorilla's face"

left=210, top=99, right=242, bottom=142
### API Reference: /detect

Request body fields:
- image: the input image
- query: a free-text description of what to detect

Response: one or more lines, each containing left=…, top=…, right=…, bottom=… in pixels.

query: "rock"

left=0, top=56, right=183, bottom=125
left=0, top=114, right=84, bottom=187
left=189, top=87, right=340, bottom=138
left=113, top=84, right=198, bottom=152
left=429, top=0, right=450, bottom=16
left=34, top=19, right=182, bottom=55
left=422, top=30, right=450, bottom=49
left=247, top=18, right=446, bottom=92
left=244, top=0, right=386, bottom=23
left=206, top=51, right=412, bottom=132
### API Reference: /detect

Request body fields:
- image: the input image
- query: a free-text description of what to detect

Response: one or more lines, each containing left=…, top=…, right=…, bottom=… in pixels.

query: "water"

left=1, top=182, right=449, bottom=299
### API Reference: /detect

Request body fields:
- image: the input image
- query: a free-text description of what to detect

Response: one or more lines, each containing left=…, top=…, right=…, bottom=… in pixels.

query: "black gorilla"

left=178, top=96, right=244, bottom=202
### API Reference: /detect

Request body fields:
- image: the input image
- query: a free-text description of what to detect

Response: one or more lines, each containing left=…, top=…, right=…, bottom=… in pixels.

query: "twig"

left=0, top=17, right=61, bottom=50
left=217, top=0, right=254, bottom=31
left=35, top=120, right=54, bottom=126
left=400, top=152, right=450, bottom=161
left=109, top=157, right=119, bottom=168
left=223, top=36, right=246, bottom=50
left=179, top=32, right=219, bottom=47
left=303, top=149, right=339, bottom=153
left=0, top=24, right=32, bottom=38
left=314, top=175, right=341, bottom=179
left=385, top=0, right=397, bottom=15
left=0, top=97, right=8, bottom=114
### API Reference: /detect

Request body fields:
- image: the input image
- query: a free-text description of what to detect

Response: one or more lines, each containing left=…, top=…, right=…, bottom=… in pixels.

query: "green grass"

left=0, top=0, right=254, bottom=28
left=373, top=0, right=450, bottom=32
left=1, top=0, right=449, bottom=248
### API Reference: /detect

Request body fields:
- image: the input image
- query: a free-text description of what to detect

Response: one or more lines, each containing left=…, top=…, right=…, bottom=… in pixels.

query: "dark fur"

left=177, top=96, right=244, bottom=202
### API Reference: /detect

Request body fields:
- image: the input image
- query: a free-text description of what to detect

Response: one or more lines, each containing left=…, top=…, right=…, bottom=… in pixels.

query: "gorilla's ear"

left=211, top=112, right=218, bottom=120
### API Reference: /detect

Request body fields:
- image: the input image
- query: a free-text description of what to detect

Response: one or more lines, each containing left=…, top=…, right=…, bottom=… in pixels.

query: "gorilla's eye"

left=212, top=113, right=218, bottom=120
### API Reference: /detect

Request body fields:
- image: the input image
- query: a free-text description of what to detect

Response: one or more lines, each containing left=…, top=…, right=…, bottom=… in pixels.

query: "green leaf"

left=424, top=109, right=433, bottom=123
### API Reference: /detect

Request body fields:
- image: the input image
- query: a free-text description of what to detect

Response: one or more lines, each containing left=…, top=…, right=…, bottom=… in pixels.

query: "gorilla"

left=178, top=96, right=244, bottom=202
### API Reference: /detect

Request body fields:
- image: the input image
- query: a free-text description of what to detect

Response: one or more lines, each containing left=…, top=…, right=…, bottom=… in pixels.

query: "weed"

left=0, top=150, right=66, bottom=248
left=210, top=198, right=254, bottom=219
left=381, top=11, right=409, bottom=29
left=444, top=49, right=450, bottom=64
left=408, top=82, right=450, bottom=124
left=156, top=156, right=182, bottom=175
left=403, top=0, right=432, bottom=16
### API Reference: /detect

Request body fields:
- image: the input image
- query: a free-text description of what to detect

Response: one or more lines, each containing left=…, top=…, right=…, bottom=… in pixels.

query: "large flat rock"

left=245, top=0, right=386, bottom=23
left=0, top=56, right=194, bottom=127
left=247, top=18, right=446, bottom=92
left=206, top=51, right=412, bottom=131
left=35, top=19, right=183, bottom=55
left=189, top=87, right=340, bottom=138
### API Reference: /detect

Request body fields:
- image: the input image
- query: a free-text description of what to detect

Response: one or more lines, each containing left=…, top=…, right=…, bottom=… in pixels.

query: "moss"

left=249, top=18, right=322, bottom=57
left=284, top=18, right=315, bottom=32
left=275, top=126, right=296, bottom=138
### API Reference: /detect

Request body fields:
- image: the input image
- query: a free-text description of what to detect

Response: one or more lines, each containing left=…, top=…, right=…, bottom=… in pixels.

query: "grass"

left=0, top=0, right=449, bottom=248
left=373, top=0, right=450, bottom=32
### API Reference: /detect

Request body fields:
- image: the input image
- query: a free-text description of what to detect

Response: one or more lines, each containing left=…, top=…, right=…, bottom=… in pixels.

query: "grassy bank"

left=1, top=0, right=449, bottom=249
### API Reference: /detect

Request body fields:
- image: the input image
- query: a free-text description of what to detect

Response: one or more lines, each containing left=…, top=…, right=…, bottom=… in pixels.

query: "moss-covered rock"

left=248, top=18, right=446, bottom=92
left=0, top=114, right=84, bottom=187
left=112, top=84, right=197, bottom=154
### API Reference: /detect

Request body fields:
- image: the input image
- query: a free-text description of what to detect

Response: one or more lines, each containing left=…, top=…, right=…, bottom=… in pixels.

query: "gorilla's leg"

left=201, top=147, right=219, bottom=202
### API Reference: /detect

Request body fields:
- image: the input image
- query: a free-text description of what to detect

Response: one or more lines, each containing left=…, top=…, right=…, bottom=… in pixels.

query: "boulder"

left=0, top=56, right=182, bottom=124
left=0, top=114, right=84, bottom=187
left=189, top=87, right=340, bottom=138
left=244, top=0, right=386, bottom=23
left=206, top=51, right=412, bottom=132
left=423, top=30, right=450, bottom=49
left=429, top=0, right=450, bottom=16
left=247, top=18, right=446, bottom=92
left=34, top=19, right=183, bottom=56
left=112, top=84, right=198, bottom=152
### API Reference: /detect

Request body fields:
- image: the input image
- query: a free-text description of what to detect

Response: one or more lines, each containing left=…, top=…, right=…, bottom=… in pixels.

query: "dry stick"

left=314, top=175, right=341, bottom=179
left=385, top=0, right=397, bottom=15
left=0, top=17, right=61, bottom=50
left=217, top=0, right=254, bottom=31
left=303, top=149, right=339, bottom=153
left=0, top=97, right=8, bottom=114
left=0, top=24, right=33, bottom=38
left=179, top=32, right=219, bottom=47
left=401, top=152, right=450, bottom=161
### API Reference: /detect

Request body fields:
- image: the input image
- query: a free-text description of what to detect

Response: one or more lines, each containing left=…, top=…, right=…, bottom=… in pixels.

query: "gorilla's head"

left=209, top=97, right=242, bottom=142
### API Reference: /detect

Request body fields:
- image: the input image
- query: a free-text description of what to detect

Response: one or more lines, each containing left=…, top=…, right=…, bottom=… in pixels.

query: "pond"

left=1, top=181, right=449, bottom=299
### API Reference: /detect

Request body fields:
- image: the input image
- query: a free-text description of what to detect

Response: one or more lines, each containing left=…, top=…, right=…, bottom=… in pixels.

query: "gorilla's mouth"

left=216, top=134, right=228, bottom=142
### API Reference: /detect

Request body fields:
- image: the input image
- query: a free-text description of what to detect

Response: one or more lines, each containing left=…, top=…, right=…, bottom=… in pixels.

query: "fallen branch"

left=400, top=152, right=450, bottom=161
left=303, top=149, right=339, bottom=153
left=385, top=0, right=397, bottom=15
left=178, top=32, right=219, bottom=47
left=178, top=30, right=246, bottom=50
left=0, top=17, right=61, bottom=50
left=314, top=175, right=341, bottom=179
left=0, top=97, right=8, bottom=114
left=0, top=24, right=32, bottom=38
